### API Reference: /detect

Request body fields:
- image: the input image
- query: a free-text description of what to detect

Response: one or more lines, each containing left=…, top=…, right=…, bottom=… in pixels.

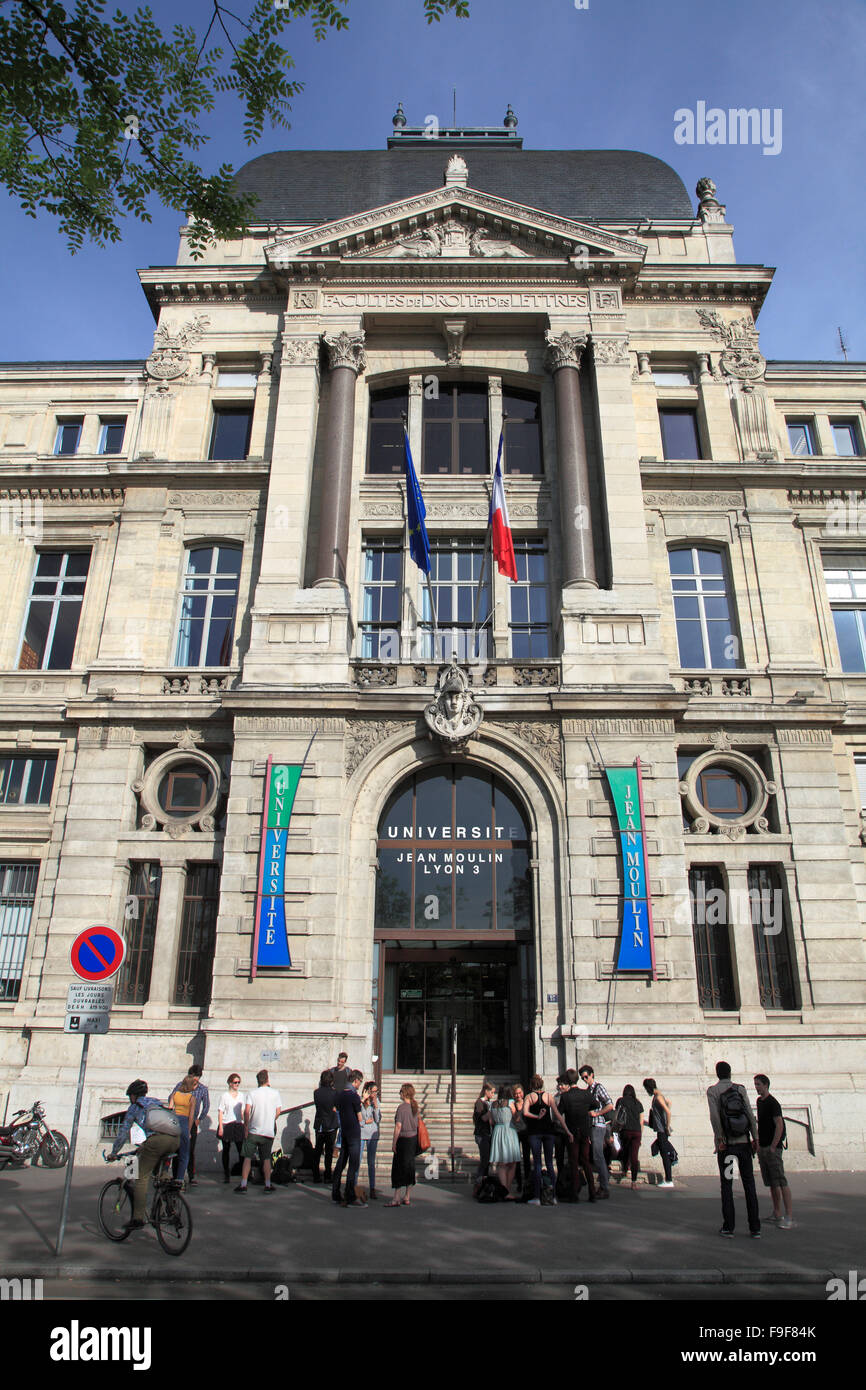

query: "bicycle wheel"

left=97, top=1179, right=133, bottom=1241
left=153, top=1187, right=192, bottom=1256
left=39, top=1130, right=70, bottom=1168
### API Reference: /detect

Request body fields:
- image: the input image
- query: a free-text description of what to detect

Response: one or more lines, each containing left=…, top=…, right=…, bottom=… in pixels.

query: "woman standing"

left=360, top=1081, right=381, bottom=1200
left=488, top=1085, right=521, bottom=1198
left=522, top=1075, right=571, bottom=1206
left=217, top=1073, right=247, bottom=1184
left=643, top=1077, right=675, bottom=1188
left=170, top=1074, right=198, bottom=1187
left=387, top=1083, right=420, bottom=1207
left=511, top=1083, right=531, bottom=1199
left=615, top=1084, right=645, bottom=1189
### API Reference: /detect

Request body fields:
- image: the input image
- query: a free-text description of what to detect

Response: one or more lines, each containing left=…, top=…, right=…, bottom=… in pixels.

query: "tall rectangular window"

left=823, top=554, right=866, bottom=671
left=174, top=863, right=219, bottom=1007
left=689, top=865, right=737, bottom=1011
left=503, top=388, right=543, bottom=475
left=509, top=539, right=550, bottom=657
left=98, top=417, right=126, bottom=454
left=670, top=547, right=739, bottom=669
left=54, top=419, right=83, bottom=456
left=360, top=539, right=402, bottom=658
left=209, top=408, right=252, bottom=460
left=831, top=420, right=860, bottom=457
left=367, top=387, right=408, bottom=474
left=0, top=754, right=57, bottom=806
left=419, top=539, right=490, bottom=660
left=659, top=408, right=702, bottom=460
left=749, top=864, right=798, bottom=1010
left=18, top=550, right=91, bottom=670
left=786, top=419, right=815, bottom=456
left=115, top=863, right=161, bottom=1005
left=174, top=545, right=241, bottom=667
left=0, top=863, right=39, bottom=1002
left=422, top=383, right=488, bottom=475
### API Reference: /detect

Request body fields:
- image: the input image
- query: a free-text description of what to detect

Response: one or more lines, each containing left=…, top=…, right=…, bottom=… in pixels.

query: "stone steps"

left=378, top=1074, right=519, bottom=1177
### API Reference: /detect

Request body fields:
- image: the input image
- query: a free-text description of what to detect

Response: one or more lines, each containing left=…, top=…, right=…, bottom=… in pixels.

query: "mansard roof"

left=234, top=148, right=694, bottom=226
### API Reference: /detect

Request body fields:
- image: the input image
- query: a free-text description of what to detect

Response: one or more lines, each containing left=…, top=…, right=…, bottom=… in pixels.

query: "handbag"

left=416, top=1116, right=430, bottom=1154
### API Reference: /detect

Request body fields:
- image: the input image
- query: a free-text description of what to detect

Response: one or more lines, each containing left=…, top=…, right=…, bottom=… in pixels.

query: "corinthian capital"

left=544, top=329, right=587, bottom=373
left=323, top=330, right=367, bottom=375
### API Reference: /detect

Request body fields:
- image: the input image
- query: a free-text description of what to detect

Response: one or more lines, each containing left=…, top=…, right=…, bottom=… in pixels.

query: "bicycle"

left=98, top=1150, right=193, bottom=1256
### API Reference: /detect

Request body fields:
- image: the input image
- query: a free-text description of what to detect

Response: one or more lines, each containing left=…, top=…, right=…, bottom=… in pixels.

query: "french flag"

left=489, top=431, right=518, bottom=581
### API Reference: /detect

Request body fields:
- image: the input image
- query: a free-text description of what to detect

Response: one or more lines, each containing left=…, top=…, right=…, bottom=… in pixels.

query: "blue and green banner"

left=604, top=759, right=656, bottom=976
left=252, top=758, right=304, bottom=974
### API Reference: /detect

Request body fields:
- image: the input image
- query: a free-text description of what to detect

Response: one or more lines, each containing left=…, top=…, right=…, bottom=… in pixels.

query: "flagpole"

left=402, top=413, right=439, bottom=661
left=473, top=417, right=507, bottom=658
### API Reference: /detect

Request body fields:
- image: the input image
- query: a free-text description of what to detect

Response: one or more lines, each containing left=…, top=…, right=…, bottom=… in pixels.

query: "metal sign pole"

left=450, top=1024, right=457, bottom=1181
left=56, top=1031, right=90, bottom=1257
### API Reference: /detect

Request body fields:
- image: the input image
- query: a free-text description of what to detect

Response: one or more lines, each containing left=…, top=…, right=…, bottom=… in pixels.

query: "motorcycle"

left=0, top=1100, right=69, bottom=1169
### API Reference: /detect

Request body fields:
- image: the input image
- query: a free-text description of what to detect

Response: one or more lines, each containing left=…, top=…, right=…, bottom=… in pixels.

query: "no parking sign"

left=70, top=925, right=126, bottom=982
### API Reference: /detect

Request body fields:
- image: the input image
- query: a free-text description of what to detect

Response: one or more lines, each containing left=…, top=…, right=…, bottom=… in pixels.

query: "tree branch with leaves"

left=0, top=0, right=469, bottom=255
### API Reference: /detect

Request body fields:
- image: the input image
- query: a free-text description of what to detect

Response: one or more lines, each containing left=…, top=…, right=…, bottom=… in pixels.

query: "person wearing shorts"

left=754, top=1074, right=793, bottom=1228
left=236, top=1069, right=282, bottom=1194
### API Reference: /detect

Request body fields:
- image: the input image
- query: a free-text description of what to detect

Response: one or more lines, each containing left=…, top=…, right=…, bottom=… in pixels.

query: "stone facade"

left=0, top=122, right=864, bottom=1172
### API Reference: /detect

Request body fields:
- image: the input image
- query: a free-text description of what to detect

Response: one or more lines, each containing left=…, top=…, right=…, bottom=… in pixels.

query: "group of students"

left=473, top=1069, right=677, bottom=1204
left=311, top=1051, right=425, bottom=1207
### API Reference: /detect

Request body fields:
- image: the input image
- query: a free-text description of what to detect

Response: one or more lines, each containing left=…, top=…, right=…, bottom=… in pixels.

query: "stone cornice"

left=139, top=268, right=286, bottom=311
left=631, top=265, right=773, bottom=312
left=264, top=186, right=648, bottom=272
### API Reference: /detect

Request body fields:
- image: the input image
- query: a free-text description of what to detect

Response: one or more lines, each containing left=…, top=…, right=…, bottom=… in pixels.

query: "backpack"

left=614, top=1101, right=629, bottom=1131
left=540, top=1175, right=556, bottom=1206
left=719, top=1085, right=751, bottom=1139
left=143, top=1103, right=181, bottom=1138
left=476, top=1177, right=508, bottom=1204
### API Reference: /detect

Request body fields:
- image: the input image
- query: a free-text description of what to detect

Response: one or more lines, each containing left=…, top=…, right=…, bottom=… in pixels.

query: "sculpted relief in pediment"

left=356, top=218, right=532, bottom=261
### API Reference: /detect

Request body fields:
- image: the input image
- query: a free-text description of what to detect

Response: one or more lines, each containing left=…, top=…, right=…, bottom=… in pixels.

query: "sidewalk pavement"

left=1, top=1166, right=862, bottom=1290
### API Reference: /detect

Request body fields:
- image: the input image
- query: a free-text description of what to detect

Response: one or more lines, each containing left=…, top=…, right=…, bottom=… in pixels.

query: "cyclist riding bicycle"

left=106, top=1080, right=181, bottom=1231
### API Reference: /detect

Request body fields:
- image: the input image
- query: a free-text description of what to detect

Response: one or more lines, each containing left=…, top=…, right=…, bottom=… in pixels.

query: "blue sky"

left=1, top=0, right=864, bottom=363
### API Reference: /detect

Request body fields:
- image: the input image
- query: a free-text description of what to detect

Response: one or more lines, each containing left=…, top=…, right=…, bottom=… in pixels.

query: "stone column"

left=544, top=330, right=597, bottom=589
left=142, top=865, right=186, bottom=1017
left=314, top=331, right=366, bottom=587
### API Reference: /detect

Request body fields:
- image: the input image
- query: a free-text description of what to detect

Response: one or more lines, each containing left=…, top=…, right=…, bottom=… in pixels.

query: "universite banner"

left=604, top=760, right=657, bottom=976
left=252, top=759, right=304, bottom=974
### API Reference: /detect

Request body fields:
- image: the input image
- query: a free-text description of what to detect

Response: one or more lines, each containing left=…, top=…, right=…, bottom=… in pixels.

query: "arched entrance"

left=372, top=763, right=534, bottom=1075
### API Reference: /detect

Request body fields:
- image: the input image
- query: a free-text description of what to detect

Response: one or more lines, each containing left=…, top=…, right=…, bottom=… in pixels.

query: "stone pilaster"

left=544, top=329, right=597, bottom=589
left=314, top=331, right=367, bottom=588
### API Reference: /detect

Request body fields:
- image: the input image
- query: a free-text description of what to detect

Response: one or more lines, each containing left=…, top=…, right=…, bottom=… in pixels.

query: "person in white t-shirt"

left=236, top=1069, right=282, bottom=1194
left=218, top=1073, right=249, bottom=1185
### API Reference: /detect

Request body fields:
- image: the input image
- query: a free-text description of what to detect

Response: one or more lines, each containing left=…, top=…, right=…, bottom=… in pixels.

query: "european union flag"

left=404, top=429, right=430, bottom=574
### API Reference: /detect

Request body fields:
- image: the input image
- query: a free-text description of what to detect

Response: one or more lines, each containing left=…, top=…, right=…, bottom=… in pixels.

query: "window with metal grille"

left=749, top=864, right=798, bottom=1010
left=0, top=754, right=57, bottom=806
left=18, top=550, right=91, bottom=670
left=115, top=863, right=161, bottom=1005
left=0, top=863, right=38, bottom=1002
left=100, top=1111, right=128, bottom=1141
left=689, top=865, right=737, bottom=1011
left=174, top=545, right=241, bottom=668
left=509, top=539, right=550, bottom=657
left=173, top=863, right=219, bottom=1007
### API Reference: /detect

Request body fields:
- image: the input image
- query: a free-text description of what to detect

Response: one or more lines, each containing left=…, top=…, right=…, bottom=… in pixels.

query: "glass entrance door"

left=393, top=960, right=512, bottom=1072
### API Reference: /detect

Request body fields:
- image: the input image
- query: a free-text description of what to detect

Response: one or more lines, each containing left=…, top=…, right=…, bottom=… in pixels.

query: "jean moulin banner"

left=252, top=758, right=304, bottom=974
left=604, top=759, right=657, bottom=976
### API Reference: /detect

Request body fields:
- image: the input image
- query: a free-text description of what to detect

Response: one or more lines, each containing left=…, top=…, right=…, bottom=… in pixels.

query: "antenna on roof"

left=838, top=327, right=849, bottom=362
left=453, top=87, right=456, bottom=128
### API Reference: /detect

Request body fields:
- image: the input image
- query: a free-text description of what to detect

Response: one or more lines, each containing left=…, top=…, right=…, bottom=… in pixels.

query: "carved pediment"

left=265, top=184, right=647, bottom=276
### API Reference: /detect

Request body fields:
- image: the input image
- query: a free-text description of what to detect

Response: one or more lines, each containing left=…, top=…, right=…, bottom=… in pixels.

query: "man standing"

left=169, top=1063, right=210, bottom=1186
left=754, top=1074, right=793, bottom=1228
left=312, top=1069, right=339, bottom=1184
left=236, top=1069, right=282, bottom=1194
left=557, top=1070, right=596, bottom=1202
left=331, top=1069, right=366, bottom=1207
left=578, top=1064, right=614, bottom=1198
left=332, top=1051, right=351, bottom=1093
left=707, top=1060, right=760, bottom=1238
